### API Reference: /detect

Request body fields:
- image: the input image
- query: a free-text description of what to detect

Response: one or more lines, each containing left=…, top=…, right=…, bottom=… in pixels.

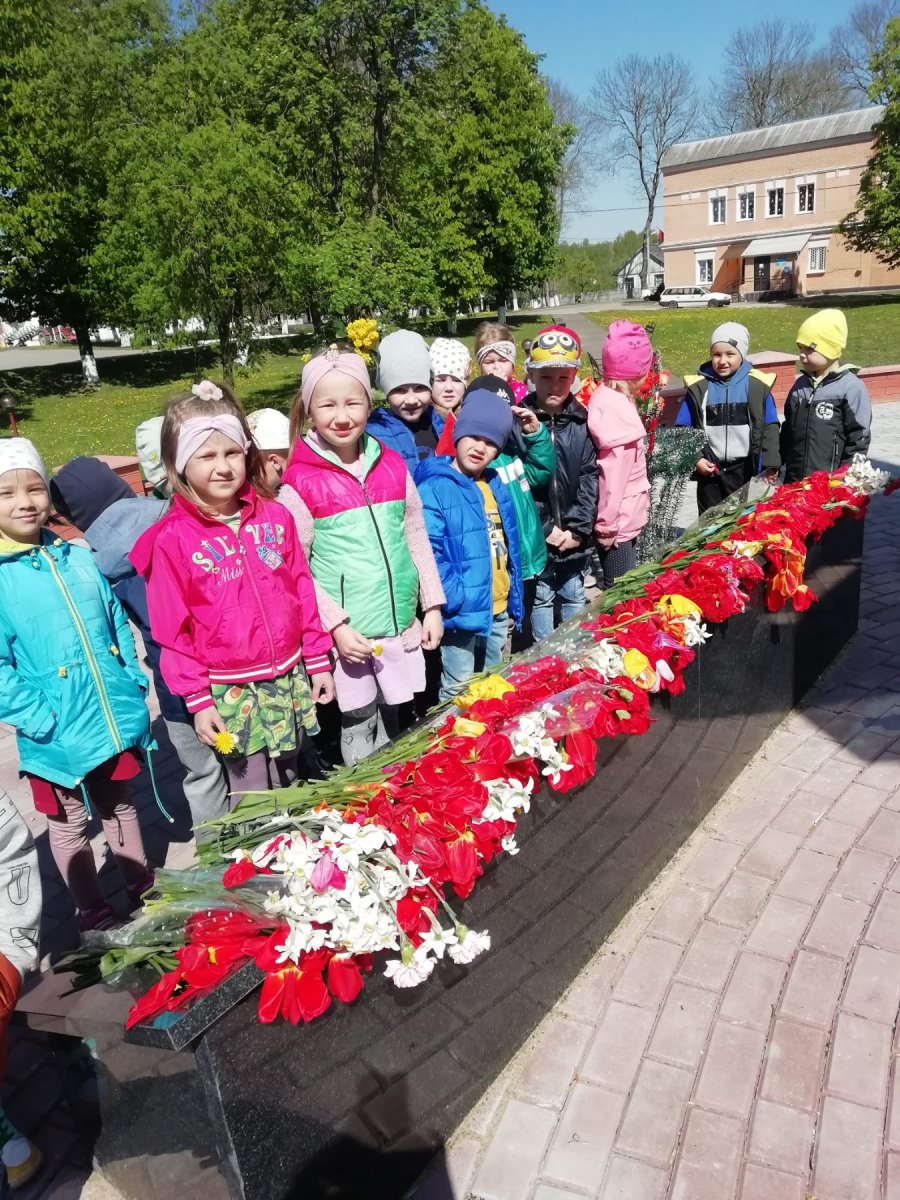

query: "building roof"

left=662, top=107, right=884, bottom=170
left=741, top=233, right=810, bottom=258
left=617, top=246, right=664, bottom=275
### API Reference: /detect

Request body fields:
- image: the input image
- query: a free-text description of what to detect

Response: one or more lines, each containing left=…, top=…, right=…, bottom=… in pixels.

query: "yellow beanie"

left=796, top=309, right=848, bottom=360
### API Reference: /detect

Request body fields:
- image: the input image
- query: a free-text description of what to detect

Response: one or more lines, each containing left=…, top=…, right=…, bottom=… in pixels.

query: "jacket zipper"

left=43, top=550, right=124, bottom=754
left=361, top=480, right=399, bottom=635
left=548, top=417, right=561, bottom=527
left=239, top=534, right=277, bottom=668
left=340, top=574, right=346, bottom=607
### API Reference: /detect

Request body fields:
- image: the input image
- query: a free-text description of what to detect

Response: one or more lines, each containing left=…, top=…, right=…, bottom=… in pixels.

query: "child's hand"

left=310, top=673, right=335, bottom=705
left=596, top=535, right=617, bottom=549
left=763, top=468, right=780, bottom=485
left=555, top=530, right=583, bottom=554
left=696, top=458, right=719, bottom=476
left=546, top=524, right=565, bottom=547
left=421, top=607, right=444, bottom=650
left=511, top=406, right=539, bottom=435
left=194, top=706, right=227, bottom=748
left=333, top=623, right=374, bottom=664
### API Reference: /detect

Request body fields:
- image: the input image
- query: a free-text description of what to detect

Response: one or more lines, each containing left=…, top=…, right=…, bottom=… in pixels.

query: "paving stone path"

left=413, top=404, right=900, bottom=1200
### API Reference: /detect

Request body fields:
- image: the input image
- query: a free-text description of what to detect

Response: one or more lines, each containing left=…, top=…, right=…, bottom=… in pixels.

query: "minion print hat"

left=526, top=325, right=582, bottom=370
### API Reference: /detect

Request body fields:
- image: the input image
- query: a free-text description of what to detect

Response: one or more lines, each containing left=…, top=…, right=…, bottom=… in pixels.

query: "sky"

left=487, top=0, right=864, bottom=244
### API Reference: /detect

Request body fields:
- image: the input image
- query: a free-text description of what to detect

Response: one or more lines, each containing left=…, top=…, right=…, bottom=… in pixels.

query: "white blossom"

left=448, top=929, right=491, bottom=965
left=844, top=453, right=891, bottom=495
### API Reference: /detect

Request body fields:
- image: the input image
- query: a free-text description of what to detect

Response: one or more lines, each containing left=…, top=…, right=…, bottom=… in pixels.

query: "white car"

left=659, top=286, right=732, bottom=309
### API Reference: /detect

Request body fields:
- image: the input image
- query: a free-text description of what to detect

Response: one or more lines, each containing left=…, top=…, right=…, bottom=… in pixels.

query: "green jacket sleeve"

left=520, top=425, right=556, bottom=489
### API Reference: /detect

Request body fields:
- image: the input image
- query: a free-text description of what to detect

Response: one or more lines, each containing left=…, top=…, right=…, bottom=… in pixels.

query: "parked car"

left=658, top=286, right=732, bottom=309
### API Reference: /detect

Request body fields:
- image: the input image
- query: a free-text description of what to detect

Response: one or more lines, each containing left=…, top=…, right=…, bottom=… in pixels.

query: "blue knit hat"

left=453, top=389, right=513, bottom=450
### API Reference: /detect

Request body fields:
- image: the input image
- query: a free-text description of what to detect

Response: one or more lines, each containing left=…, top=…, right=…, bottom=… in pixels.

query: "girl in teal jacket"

left=0, top=439, right=155, bottom=933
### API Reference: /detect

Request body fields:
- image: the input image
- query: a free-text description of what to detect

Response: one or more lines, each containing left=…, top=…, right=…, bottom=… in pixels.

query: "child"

left=675, top=322, right=780, bottom=513
left=50, top=457, right=229, bottom=842
left=366, top=330, right=442, bottom=473
left=131, top=381, right=335, bottom=799
left=280, top=348, right=445, bottom=763
left=0, top=439, right=154, bottom=933
left=587, top=321, right=653, bottom=585
left=523, top=326, right=598, bottom=642
left=415, top=389, right=524, bottom=700
left=781, top=309, right=872, bottom=483
left=247, top=408, right=291, bottom=491
left=457, top=375, right=555, bottom=646
left=430, top=338, right=471, bottom=424
left=474, top=322, right=528, bottom=401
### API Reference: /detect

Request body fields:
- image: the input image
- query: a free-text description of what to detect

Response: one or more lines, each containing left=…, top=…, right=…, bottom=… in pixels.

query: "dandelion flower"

left=213, top=729, right=239, bottom=756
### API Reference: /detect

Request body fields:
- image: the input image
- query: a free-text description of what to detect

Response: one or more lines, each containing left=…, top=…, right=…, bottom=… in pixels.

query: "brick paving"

left=416, top=402, right=900, bottom=1200
left=3, top=404, right=900, bottom=1198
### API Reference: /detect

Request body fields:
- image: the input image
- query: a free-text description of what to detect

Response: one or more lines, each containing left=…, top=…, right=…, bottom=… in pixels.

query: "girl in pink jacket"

left=586, top=321, right=652, bottom=587
left=131, top=381, right=334, bottom=804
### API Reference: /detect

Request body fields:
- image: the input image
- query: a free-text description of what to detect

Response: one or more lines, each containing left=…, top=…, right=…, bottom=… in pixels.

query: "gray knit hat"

left=710, top=322, right=750, bottom=361
left=376, top=330, right=432, bottom=396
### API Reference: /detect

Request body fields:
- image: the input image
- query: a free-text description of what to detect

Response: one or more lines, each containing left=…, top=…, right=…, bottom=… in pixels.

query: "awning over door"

left=741, top=233, right=810, bottom=258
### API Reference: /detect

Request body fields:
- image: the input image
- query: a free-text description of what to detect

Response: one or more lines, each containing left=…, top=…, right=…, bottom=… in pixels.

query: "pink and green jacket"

left=281, top=434, right=419, bottom=639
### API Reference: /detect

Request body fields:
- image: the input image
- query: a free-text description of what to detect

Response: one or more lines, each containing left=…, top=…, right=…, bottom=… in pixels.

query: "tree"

left=0, top=0, right=168, bottom=383
left=432, top=6, right=571, bottom=321
left=839, top=18, right=900, bottom=267
left=591, top=55, right=699, bottom=291
left=544, top=79, right=599, bottom=233
left=830, top=0, right=900, bottom=103
left=707, top=20, right=852, bottom=134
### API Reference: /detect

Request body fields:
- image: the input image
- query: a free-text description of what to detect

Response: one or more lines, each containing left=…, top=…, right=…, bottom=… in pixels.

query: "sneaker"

left=77, top=900, right=116, bottom=933
left=0, top=1123, right=42, bottom=1192
left=125, top=871, right=156, bottom=910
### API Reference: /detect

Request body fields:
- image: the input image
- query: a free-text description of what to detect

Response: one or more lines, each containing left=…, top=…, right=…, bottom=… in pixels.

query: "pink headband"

left=301, top=349, right=372, bottom=413
left=476, top=340, right=516, bottom=367
left=174, top=415, right=249, bottom=474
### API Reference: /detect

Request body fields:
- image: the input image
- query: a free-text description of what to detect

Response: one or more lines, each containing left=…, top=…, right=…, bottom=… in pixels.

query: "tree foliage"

left=839, top=18, right=900, bottom=267
left=552, top=232, right=645, bottom=297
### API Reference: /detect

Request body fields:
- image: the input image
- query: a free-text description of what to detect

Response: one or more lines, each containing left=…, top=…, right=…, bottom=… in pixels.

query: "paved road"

left=413, top=407, right=900, bottom=1200
left=0, top=345, right=150, bottom=372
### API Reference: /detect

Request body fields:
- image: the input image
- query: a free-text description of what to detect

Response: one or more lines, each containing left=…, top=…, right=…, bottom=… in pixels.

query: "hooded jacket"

left=365, top=406, right=443, bottom=475
left=781, top=365, right=872, bottom=483
left=675, top=360, right=780, bottom=472
left=0, top=532, right=152, bottom=788
left=49, top=459, right=183, bottom=722
left=414, top=456, right=524, bottom=636
left=130, top=486, right=333, bottom=713
left=281, top=433, right=419, bottom=639
left=587, top=383, right=650, bottom=544
left=522, top=394, right=599, bottom=565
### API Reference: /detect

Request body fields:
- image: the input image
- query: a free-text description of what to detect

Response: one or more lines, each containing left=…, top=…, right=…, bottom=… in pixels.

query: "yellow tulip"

left=452, top=717, right=488, bottom=738
left=622, top=649, right=650, bottom=679
left=658, top=594, right=702, bottom=618
left=456, top=674, right=514, bottom=709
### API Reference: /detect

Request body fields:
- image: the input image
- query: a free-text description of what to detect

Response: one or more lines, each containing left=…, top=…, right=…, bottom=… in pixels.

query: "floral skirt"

left=211, top=667, right=319, bottom=758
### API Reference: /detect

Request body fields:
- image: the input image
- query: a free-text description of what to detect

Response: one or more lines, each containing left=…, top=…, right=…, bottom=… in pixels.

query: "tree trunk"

left=497, top=297, right=507, bottom=324
left=74, top=323, right=100, bottom=386
left=446, top=313, right=457, bottom=335
left=641, top=211, right=654, bottom=292
left=219, top=318, right=235, bottom=387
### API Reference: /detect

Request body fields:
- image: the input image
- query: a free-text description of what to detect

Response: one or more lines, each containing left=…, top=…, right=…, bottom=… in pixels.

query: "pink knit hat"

left=601, top=321, right=654, bottom=380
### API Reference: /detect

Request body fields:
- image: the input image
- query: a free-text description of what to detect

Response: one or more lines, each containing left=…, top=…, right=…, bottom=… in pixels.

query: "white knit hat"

left=430, top=337, right=471, bottom=383
left=247, top=408, right=290, bottom=451
left=0, top=438, right=48, bottom=487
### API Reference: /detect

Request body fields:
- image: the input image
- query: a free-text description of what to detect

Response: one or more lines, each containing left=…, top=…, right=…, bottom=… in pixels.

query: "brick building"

left=660, top=107, right=900, bottom=300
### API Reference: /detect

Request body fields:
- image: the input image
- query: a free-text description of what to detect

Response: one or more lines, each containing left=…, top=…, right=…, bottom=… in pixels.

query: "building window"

left=737, top=189, right=755, bottom=220
left=808, top=245, right=827, bottom=274
left=697, top=258, right=714, bottom=284
left=709, top=191, right=726, bottom=224
left=767, top=186, right=784, bottom=217
left=797, top=182, right=816, bottom=213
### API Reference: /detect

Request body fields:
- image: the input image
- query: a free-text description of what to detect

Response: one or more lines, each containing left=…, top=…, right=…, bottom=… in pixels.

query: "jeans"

left=531, top=559, right=586, bottom=643
left=440, top=611, right=509, bottom=702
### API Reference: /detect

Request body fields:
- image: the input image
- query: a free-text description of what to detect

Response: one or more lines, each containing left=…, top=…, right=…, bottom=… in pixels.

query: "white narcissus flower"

left=681, top=614, right=711, bottom=647
left=845, top=453, right=891, bottom=495
left=418, top=927, right=459, bottom=960
left=448, top=928, right=491, bottom=965
left=501, top=835, right=519, bottom=856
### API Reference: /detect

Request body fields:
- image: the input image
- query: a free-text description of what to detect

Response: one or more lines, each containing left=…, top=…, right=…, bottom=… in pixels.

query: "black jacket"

left=524, top=394, right=598, bottom=564
left=780, top=367, right=872, bottom=483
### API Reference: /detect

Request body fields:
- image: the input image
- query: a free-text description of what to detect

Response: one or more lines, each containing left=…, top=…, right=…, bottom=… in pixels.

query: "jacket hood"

left=49, top=457, right=133, bottom=532
left=698, top=358, right=752, bottom=386
left=85, top=497, right=168, bottom=582
left=525, top=394, right=587, bottom=426
left=798, top=363, right=860, bottom=386
left=587, top=383, right=647, bottom=449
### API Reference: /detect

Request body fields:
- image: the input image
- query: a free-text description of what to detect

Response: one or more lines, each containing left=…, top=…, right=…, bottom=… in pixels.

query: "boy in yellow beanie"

left=781, top=308, right=871, bottom=482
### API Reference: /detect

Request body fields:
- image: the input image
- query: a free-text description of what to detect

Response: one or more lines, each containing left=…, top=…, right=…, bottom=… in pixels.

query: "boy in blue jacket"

left=367, top=330, right=442, bottom=473
left=415, top=390, right=524, bottom=701
left=675, top=322, right=781, bottom=513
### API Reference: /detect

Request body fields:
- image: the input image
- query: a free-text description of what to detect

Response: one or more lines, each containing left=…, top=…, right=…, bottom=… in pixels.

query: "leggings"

left=46, top=781, right=149, bottom=912
left=596, top=538, right=637, bottom=589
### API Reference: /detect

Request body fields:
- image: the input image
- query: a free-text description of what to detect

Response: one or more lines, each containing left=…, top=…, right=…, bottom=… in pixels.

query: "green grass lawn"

left=0, top=314, right=553, bottom=468
left=584, top=299, right=900, bottom=378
